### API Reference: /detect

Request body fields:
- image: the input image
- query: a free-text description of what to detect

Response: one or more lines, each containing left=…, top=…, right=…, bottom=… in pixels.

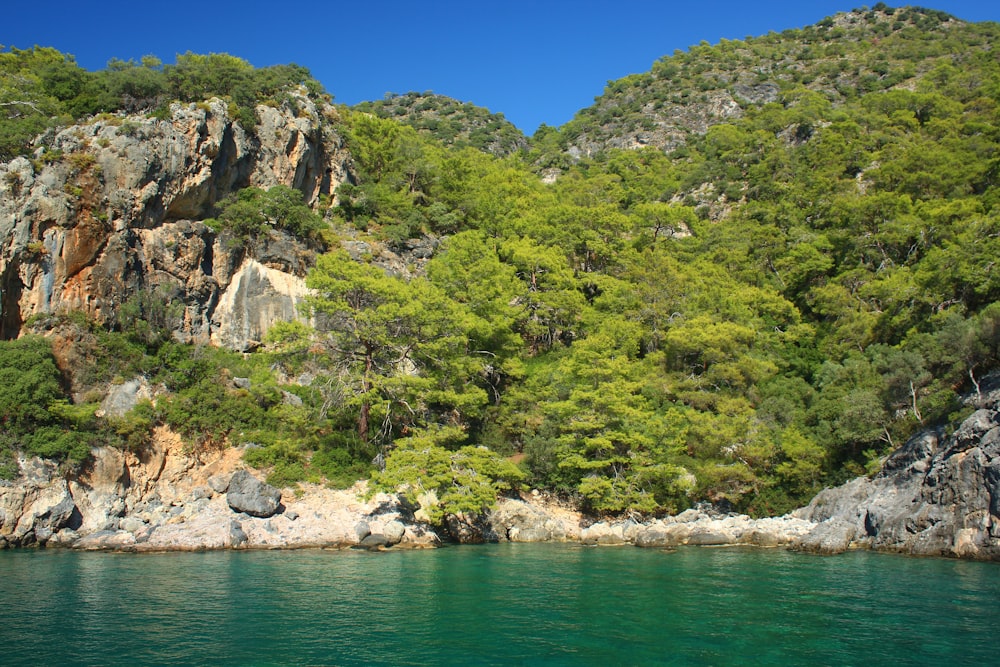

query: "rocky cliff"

left=573, top=379, right=998, bottom=559
left=792, top=381, right=1000, bottom=560
left=0, top=94, right=350, bottom=350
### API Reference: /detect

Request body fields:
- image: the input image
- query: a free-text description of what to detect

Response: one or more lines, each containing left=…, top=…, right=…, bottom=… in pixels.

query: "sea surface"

left=1, top=543, right=997, bottom=666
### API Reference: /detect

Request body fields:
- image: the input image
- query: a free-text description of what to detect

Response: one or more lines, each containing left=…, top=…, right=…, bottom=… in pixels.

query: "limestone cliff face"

left=0, top=94, right=351, bottom=349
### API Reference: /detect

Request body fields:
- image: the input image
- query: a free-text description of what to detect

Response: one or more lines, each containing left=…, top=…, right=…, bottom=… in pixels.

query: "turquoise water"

left=1, top=544, right=998, bottom=666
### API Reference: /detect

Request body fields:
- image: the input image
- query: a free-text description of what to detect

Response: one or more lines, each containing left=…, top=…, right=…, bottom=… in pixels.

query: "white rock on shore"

left=0, top=428, right=442, bottom=552
left=2, top=439, right=821, bottom=553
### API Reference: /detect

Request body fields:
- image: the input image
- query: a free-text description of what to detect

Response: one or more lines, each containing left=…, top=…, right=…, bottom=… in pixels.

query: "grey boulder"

left=226, top=470, right=282, bottom=518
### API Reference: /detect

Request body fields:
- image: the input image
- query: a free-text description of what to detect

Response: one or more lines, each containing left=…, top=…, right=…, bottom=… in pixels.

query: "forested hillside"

left=2, top=4, right=999, bottom=522
left=353, top=92, right=527, bottom=157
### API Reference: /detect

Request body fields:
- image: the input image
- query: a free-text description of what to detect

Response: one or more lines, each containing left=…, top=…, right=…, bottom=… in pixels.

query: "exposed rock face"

left=0, top=427, right=443, bottom=551
left=596, top=509, right=814, bottom=549
left=442, top=512, right=498, bottom=544
left=0, top=94, right=350, bottom=348
left=793, top=389, right=1000, bottom=559
left=100, top=378, right=158, bottom=417
left=210, top=257, right=311, bottom=350
left=565, top=88, right=749, bottom=160
left=489, top=497, right=581, bottom=542
left=485, top=498, right=817, bottom=549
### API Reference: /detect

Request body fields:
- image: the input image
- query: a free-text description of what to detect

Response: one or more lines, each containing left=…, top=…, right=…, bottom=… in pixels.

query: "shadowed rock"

left=358, top=534, right=390, bottom=550
left=792, top=383, right=1000, bottom=559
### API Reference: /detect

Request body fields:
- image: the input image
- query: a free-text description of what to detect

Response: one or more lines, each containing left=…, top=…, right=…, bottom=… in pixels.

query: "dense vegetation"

left=354, top=92, right=527, bottom=157
left=528, top=4, right=998, bottom=166
left=3, top=5, right=1000, bottom=523
left=0, top=309, right=373, bottom=488
left=0, top=335, right=93, bottom=476
left=205, top=185, right=327, bottom=241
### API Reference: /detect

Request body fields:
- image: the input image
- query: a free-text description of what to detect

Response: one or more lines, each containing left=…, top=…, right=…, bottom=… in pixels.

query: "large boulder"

left=796, top=518, right=862, bottom=554
left=226, top=470, right=282, bottom=518
left=580, top=521, right=627, bottom=545
left=73, top=529, right=137, bottom=551
left=100, top=378, right=156, bottom=418
left=381, top=520, right=406, bottom=545
left=488, top=498, right=576, bottom=542
left=357, top=534, right=391, bottom=550
left=137, top=515, right=247, bottom=551
left=9, top=477, right=78, bottom=546
left=634, top=525, right=679, bottom=548
left=398, top=524, right=442, bottom=549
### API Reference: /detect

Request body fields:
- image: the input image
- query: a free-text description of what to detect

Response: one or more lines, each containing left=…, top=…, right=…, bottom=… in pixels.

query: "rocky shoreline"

left=2, top=386, right=1000, bottom=559
left=0, top=451, right=819, bottom=554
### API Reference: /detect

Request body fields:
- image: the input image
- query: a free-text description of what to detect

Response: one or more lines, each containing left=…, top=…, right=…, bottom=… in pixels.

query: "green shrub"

left=158, top=376, right=274, bottom=446
left=265, top=460, right=309, bottom=488
left=0, top=336, right=65, bottom=432
left=0, top=442, right=19, bottom=480
left=102, top=400, right=156, bottom=452
left=65, top=151, right=96, bottom=172
left=209, top=185, right=325, bottom=240
left=21, top=425, right=93, bottom=462
left=311, top=446, right=373, bottom=489
left=243, top=441, right=310, bottom=487
left=369, top=427, right=525, bottom=524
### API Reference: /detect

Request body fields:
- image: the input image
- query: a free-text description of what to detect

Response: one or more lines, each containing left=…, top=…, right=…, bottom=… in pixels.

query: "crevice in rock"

left=0, top=260, right=24, bottom=340
left=66, top=505, right=84, bottom=531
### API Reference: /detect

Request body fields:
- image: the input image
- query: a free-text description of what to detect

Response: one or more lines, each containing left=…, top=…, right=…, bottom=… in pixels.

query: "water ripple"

left=0, top=545, right=997, bottom=666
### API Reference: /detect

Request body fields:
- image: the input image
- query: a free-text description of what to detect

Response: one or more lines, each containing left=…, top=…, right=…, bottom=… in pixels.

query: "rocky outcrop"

left=488, top=496, right=581, bottom=542
left=792, top=387, right=1000, bottom=560
left=484, top=498, right=814, bottom=550
left=0, top=427, right=441, bottom=551
left=0, top=94, right=351, bottom=348
left=629, top=510, right=815, bottom=549
left=99, top=377, right=158, bottom=417
left=210, top=256, right=311, bottom=350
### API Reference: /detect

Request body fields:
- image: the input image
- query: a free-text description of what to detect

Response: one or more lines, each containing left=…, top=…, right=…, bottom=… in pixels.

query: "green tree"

left=0, top=46, right=73, bottom=159
left=206, top=185, right=325, bottom=240
left=500, top=236, right=586, bottom=352
left=426, top=230, right=526, bottom=395
left=0, top=336, right=65, bottom=432
left=526, top=319, right=688, bottom=513
left=305, top=251, right=486, bottom=446
left=369, top=426, right=525, bottom=524
left=0, top=336, right=92, bottom=463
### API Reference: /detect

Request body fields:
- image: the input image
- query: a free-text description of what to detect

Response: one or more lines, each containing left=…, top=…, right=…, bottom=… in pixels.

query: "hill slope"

left=530, top=5, right=998, bottom=163
left=353, top=92, right=527, bottom=157
left=1, top=5, right=999, bottom=532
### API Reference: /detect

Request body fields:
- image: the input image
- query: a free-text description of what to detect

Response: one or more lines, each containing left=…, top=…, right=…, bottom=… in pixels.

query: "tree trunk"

left=358, top=343, right=374, bottom=442
left=358, top=402, right=370, bottom=443
left=910, top=380, right=923, bottom=423
left=969, top=367, right=982, bottom=405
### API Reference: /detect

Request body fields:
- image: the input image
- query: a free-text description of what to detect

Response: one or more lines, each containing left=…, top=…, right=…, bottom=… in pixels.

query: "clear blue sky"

left=5, top=1, right=999, bottom=134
